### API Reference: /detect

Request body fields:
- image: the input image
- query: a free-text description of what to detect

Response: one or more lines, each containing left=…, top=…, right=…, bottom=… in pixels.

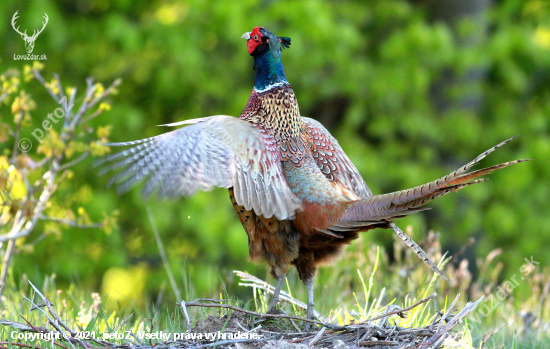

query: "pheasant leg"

left=266, top=275, right=286, bottom=314
left=304, top=277, right=317, bottom=331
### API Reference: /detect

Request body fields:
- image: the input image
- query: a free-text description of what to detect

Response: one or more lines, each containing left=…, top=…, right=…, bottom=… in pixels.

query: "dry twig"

left=180, top=298, right=325, bottom=326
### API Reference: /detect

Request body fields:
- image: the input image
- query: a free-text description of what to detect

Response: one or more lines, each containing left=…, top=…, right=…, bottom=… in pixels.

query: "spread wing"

left=98, top=115, right=302, bottom=220
left=302, top=117, right=372, bottom=200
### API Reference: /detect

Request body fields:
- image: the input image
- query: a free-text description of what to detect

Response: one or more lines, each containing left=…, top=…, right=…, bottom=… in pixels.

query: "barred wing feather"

left=98, top=115, right=302, bottom=220
left=302, top=117, right=372, bottom=200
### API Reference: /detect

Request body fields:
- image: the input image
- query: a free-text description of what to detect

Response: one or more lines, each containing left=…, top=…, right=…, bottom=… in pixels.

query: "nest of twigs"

left=1, top=274, right=483, bottom=349
left=173, top=294, right=481, bottom=349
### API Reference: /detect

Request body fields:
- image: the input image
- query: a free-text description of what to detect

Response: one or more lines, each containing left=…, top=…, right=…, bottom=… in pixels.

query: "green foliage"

left=0, top=1, right=548, bottom=343
left=0, top=64, right=119, bottom=296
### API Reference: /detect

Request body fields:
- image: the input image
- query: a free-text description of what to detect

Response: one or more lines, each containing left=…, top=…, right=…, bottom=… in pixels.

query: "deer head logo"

left=11, top=11, right=49, bottom=54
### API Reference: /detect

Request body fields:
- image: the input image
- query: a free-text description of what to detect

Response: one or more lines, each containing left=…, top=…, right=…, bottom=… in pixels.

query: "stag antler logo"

left=11, top=11, right=49, bottom=54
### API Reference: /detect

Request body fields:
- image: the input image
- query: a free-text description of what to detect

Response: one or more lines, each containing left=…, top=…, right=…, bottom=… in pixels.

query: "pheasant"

left=99, top=27, right=528, bottom=322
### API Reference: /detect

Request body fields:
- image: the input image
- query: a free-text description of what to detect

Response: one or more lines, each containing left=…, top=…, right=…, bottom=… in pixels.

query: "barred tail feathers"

left=330, top=137, right=527, bottom=282
left=338, top=137, right=529, bottom=225
left=390, top=223, right=449, bottom=281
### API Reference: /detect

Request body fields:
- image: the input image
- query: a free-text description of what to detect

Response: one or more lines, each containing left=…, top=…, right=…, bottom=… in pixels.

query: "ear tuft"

left=279, top=37, right=291, bottom=49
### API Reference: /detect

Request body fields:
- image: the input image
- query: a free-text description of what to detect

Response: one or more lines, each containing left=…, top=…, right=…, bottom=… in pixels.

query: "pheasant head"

left=242, top=27, right=292, bottom=92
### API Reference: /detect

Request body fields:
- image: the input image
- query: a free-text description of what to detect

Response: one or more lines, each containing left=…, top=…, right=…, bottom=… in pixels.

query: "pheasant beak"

left=241, top=32, right=251, bottom=40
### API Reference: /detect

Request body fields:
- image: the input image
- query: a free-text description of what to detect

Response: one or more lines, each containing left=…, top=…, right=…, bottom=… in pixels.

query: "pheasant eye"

left=253, top=34, right=259, bottom=41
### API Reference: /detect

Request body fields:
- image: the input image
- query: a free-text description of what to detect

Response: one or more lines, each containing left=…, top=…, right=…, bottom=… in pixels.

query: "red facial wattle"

left=247, top=27, right=264, bottom=54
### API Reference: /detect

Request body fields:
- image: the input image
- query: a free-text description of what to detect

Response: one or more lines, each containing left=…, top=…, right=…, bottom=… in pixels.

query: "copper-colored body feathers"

left=231, top=83, right=527, bottom=286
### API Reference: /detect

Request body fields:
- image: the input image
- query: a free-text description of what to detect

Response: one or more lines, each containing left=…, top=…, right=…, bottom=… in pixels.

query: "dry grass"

left=1, top=229, right=548, bottom=348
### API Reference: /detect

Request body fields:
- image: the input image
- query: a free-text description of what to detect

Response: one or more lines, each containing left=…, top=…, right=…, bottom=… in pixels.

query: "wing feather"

left=98, top=115, right=301, bottom=220
left=302, top=117, right=372, bottom=200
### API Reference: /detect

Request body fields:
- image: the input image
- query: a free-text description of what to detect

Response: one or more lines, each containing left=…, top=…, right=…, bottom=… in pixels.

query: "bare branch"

left=33, top=69, right=59, bottom=102
left=180, top=301, right=192, bottom=333
left=72, top=78, right=121, bottom=128
left=58, top=152, right=89, bottom=171
left=53, top=73, right=65, bottom=101
left=20, top=315, right=69, bottom=349
left=358, top=293, right=437, bottom=325
left=181, top=298, right=325, bottom=326
left=38, top=215, right=102, bottom=229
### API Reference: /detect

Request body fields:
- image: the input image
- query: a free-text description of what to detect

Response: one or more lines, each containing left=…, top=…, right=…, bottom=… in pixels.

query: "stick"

left=186, top=337, right=272, bottom=349
left=357, top=293, right=437, bottom=325
left=181, top=299, right=324, bottom=326
left=309, top=327, right=326, bottom=346
left=180, top=300, right=192, bottom=333
left=359, top=341, right=399, bottom=346
left=20, top=315, right=70, bottom=349
left=436, top=293, right=460, bottom=332
left=423, top=295, right=485, bottom=345
left=25, top=281, right=80, bottom=349
left=0, top=342, right=46, bottom=349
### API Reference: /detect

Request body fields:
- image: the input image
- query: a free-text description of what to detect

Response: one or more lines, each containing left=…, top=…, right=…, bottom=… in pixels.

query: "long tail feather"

left=331, top=137, right=528, bottom=282
left=390, top=223, right=449, bottom=281
left=338, top=137, right=529, bottom=224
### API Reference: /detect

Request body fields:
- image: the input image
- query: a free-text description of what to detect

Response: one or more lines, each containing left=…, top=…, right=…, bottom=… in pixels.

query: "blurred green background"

left=0, top=0, right=548, bottom=308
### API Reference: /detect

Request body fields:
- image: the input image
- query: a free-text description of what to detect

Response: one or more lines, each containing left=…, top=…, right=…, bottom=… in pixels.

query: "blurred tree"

left=0, top=63, right=118, bottom=298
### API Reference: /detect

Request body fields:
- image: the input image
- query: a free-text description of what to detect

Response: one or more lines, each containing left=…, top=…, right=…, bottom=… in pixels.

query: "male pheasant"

left=100, top=27, right=528, bottom=322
